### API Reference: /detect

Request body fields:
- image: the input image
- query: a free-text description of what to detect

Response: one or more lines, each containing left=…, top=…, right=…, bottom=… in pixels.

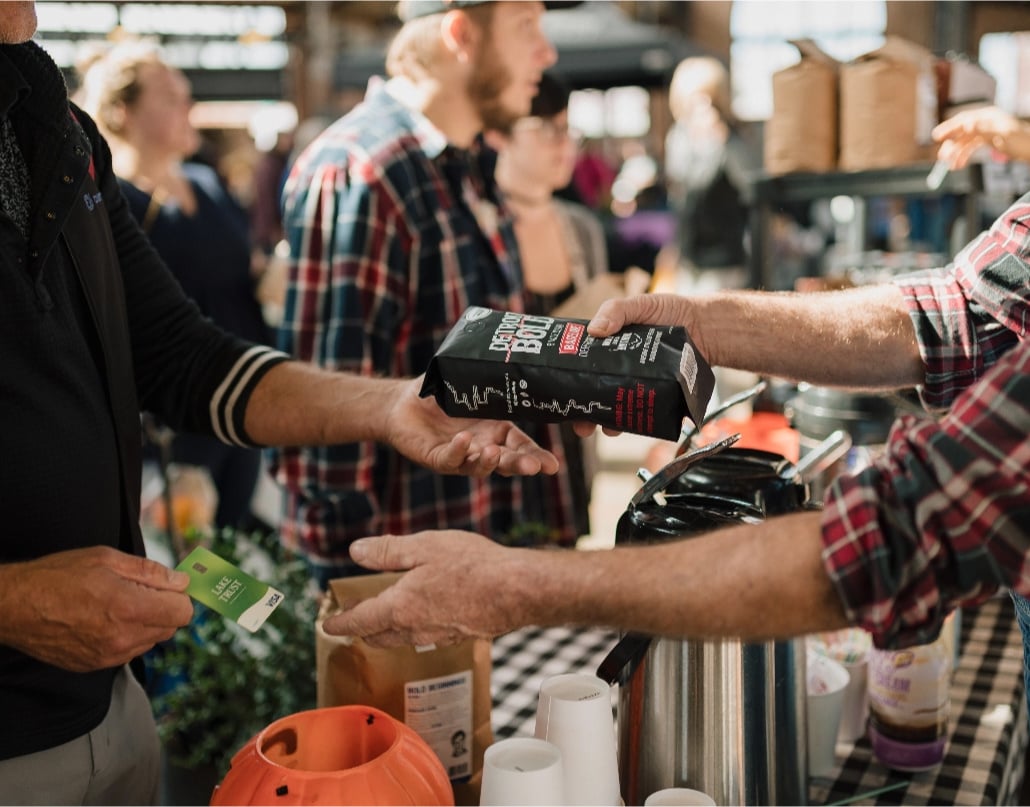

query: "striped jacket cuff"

left=209, top=346, right=290, bottom=447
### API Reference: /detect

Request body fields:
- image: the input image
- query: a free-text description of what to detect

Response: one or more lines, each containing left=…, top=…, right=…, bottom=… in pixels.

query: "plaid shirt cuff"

left=819, top=428, right=950, bottom=651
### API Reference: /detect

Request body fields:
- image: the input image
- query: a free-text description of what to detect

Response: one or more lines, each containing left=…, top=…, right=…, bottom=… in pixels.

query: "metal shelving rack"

left=747, top=163, right=984, bottom=289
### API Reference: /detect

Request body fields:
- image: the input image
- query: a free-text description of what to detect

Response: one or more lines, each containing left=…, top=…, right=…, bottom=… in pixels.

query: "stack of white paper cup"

left=806, top=651, right=851, bottom=778
left=480, top=737, right=565, bottom=806
left=808, top=628, right=873, bottom=743
left=534, top=673, right=621, bottom=805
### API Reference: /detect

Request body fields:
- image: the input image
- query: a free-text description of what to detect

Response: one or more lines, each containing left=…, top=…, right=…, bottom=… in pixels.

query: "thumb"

left=114, top=553, right=191, bottom=591
left=323, top=598, right=391, bottom=638
left=349, top=534, right=421, bottom=572
left=587, top=297, right=628, bottom=337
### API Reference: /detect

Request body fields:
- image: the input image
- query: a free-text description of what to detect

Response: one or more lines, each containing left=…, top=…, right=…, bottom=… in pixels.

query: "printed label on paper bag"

left=176, top=546, right=284, bottom=632
left=404, top=670, right=473, bottom=781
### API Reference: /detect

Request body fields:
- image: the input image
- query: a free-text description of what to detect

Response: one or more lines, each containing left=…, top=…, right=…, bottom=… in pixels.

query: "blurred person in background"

left=270, top=0, right=589, bottom=586
left=0, top=2, right=558, bottom=802
left=569, top=135, right=616, bottom=211
left=252, top=115, right=335, bottom=328
left=663, top=56, right=759, bottom=292
left=487, top=70, right=618, bottom=541
left=78, top=42, right=273, bottom=530
left=248, top=105, right=297, bottom=266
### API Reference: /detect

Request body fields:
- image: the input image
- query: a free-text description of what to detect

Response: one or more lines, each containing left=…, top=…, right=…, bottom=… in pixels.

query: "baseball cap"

left=397, top=1, right=581, bottom=22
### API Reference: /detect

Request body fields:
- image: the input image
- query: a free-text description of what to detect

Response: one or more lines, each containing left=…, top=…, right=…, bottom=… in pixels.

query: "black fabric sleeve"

left=72, top=103, right=289, bottom=446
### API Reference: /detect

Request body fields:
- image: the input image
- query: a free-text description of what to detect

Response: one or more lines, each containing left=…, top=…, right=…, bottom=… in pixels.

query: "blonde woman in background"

left=78, top=42, right=272, bottom=530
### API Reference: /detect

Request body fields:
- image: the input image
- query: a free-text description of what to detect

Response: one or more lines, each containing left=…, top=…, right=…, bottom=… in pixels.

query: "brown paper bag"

left=765, top=39, right=840, bottom=175
left=316, top=573, right=493, bottom=805
left=839, top=37, right=938, bottom=170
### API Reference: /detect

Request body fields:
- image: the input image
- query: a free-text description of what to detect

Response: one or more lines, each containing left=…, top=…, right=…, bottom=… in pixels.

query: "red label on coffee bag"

left=558, top=322, right=585, bottom=354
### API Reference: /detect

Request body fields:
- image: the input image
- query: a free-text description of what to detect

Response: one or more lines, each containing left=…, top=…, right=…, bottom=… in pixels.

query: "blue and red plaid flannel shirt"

left=268, top=82, right=578, bottom=573
left=821, top=192, right=1030, bottom=648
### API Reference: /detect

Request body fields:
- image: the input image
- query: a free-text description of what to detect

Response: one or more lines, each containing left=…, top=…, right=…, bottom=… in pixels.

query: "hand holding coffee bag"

left=420, top=307, right=715, bottom=441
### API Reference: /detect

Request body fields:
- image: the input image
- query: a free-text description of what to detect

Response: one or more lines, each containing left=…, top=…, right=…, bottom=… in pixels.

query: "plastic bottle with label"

left=867, top=629, right=952, bottom=771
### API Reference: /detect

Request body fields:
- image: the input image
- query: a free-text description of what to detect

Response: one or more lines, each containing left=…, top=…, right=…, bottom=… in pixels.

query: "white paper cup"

left=836, top=657, right=869, bottom=743
left=808, top=628, right=872, bottom=744
left=644, top=787, right=717, bottom=806
left=480, top=737, right=565, bottom=806
left=806, top=652, right=850, bottom=778
left=534, top=673, right=621, bottom=805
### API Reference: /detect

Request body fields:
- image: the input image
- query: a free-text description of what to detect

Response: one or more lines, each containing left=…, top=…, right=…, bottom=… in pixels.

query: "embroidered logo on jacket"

left=83, top=191, right=103, bottom=211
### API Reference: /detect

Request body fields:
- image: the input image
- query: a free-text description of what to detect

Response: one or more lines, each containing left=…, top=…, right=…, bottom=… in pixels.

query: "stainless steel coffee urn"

left=785, top=384, right=899, bottom=500
left=597, top=432, right=849, bottom=806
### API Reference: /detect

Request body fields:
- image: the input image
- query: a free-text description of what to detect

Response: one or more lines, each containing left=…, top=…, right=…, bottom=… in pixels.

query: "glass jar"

left=867, top=631, right=951, bottom=772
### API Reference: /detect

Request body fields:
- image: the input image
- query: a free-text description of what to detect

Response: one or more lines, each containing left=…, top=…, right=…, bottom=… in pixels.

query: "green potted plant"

left=147, top=525, right=321, bottom=801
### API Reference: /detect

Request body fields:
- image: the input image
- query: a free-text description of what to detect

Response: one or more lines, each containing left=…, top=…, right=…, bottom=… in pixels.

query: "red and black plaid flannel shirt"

left=821, top=193, right=1030, bottom=648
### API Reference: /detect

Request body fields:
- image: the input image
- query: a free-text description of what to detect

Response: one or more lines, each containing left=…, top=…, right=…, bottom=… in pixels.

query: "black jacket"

left=0, top=41, right=286, bottom=760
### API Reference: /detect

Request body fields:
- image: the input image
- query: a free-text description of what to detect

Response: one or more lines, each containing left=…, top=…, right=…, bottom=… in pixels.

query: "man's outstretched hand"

left=386, top=378, right=560, bottom=477
left=322, top=531, right=532, bottom=646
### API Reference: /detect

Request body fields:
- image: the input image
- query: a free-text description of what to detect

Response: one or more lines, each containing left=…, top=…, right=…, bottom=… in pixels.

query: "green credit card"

left=176, top=546, right=284, bottom=632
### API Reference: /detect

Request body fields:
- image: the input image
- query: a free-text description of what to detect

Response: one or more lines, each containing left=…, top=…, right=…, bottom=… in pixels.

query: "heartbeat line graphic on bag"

left=443, top=382, right=504, bottom=411
left=444, top=381, right=613, bottom=417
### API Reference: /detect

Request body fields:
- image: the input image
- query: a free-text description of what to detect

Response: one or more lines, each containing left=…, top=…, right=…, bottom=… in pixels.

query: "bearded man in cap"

left=271, top=2, right=594, bottom=584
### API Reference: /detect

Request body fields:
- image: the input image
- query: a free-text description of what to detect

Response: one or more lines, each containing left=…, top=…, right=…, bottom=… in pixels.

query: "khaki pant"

left=0, top=666, right=160, bottom=806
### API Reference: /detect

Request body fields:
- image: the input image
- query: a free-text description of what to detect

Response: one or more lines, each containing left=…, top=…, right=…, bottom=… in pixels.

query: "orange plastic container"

left=698, top=411, right=800, bottom=463
left=210, top=705, right=454, bottom=806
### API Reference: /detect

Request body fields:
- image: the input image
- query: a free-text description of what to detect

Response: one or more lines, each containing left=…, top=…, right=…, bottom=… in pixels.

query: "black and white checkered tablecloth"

left=490, top=597, right=1027, bottom=806
left=491, top=624, right=620, bottom=740
left=810, top=596, right=1028, bottom=806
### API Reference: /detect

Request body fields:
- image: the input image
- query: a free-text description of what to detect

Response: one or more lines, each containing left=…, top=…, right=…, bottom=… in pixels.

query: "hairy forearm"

left=243, top=362, right=398, bottom=446
left=688, top=285, right=923, bottom=389
left=523, top=511, right=849, bottom=640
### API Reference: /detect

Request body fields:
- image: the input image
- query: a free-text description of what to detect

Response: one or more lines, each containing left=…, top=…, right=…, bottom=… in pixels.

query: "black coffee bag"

left=420, top=307, right=715, bottom=441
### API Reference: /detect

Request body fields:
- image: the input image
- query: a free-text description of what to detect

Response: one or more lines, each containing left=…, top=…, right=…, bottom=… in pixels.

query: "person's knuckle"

left=381, top=538, right=412, bottom=568
left=106, top=631, right=136, bottom=659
